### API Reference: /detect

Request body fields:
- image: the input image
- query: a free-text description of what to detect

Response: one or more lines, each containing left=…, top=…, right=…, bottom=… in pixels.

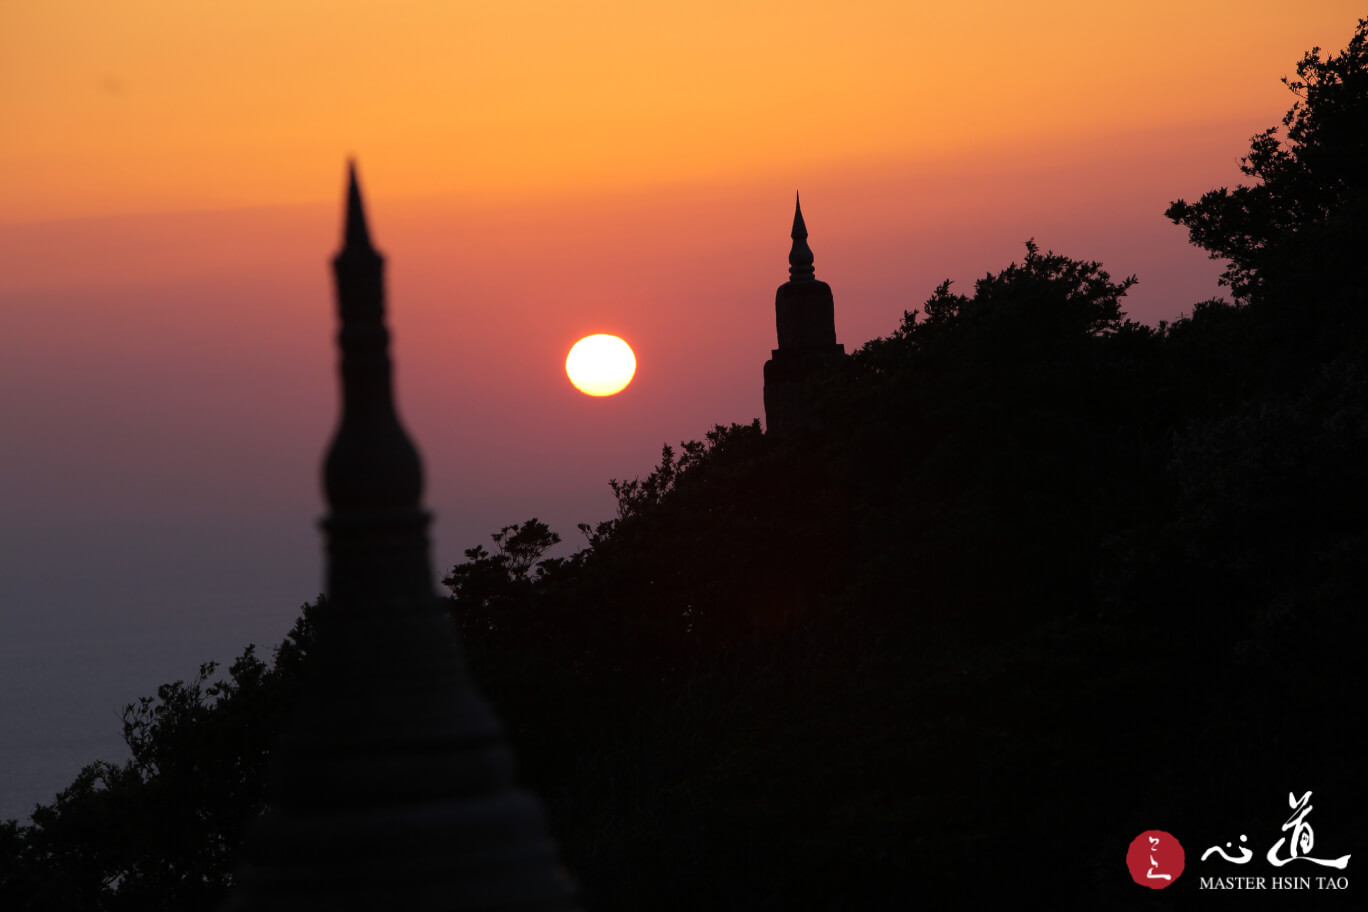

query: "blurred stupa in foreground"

left=763, top=193, right=847, bottom=434
left=221, top=164, right=577, bottom=910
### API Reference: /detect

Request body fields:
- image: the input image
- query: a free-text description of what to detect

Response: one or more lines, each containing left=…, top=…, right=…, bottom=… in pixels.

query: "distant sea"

left=0, top=518, right=317, bottom=824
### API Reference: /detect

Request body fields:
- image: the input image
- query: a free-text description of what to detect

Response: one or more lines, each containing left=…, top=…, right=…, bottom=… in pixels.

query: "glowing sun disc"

left=566, top=334, right=636, bottom=396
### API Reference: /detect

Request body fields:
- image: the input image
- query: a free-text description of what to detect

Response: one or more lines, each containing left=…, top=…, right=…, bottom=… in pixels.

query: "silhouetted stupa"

left=763, top=194, right=846, bottom=433
left=221, top=164, right=577, bottom=911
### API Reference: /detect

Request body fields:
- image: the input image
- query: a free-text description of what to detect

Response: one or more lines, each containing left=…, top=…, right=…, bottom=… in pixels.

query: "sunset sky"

left=3, top=1, right=1360, bottom=221
left=0, top=2, right=1363, bottom=820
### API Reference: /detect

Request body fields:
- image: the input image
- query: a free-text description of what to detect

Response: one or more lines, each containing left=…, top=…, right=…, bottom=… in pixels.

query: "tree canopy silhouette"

left=1167, top=17, right=1368, bottom=315
left=1, top=606, right=316, bottom=911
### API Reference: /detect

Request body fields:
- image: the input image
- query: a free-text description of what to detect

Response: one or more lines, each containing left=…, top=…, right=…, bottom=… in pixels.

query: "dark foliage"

left=1167, top=19, right=1368, bottom=323
left=442, top=518, right=562, bottom=614
left=0, top=603, right=317, bottom=911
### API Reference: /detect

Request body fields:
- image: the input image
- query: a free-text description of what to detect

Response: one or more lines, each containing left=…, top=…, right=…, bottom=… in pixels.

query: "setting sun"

left=566, top=334, right=636, bottom=397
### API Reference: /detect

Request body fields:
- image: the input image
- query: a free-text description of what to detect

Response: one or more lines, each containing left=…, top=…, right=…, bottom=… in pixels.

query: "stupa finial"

left=343, top=160, right=373, bottom=251
left=788, top=191, right=815, bottom=282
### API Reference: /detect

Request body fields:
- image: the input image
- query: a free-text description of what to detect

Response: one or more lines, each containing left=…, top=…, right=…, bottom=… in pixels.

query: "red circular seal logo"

left=1126, top=830, right=1185, bottom=888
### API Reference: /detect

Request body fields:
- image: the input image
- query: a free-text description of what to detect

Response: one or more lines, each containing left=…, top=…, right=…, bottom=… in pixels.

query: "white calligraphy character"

left=1201, top=834, right=1252, bottom=864
left=1147, top=836, right=1172, bottom=881
left=1267, top=791, right=1351, bottom=869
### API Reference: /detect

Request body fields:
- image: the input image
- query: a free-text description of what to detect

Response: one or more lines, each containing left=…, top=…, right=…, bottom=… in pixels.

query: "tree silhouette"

left=0, top=605, right=316, bottom=911
left=1167, top=18, right=1368, bottom=314
left=442, top=518, right=562, bottom=615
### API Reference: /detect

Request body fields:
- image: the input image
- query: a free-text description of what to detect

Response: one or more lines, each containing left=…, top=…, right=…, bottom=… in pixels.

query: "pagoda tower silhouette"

left=221, top=165, right=577, bottom=910
left=763, top=194, right=846, bottom=433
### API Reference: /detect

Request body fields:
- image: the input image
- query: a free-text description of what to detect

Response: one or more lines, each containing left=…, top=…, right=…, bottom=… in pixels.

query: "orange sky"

left=2, top=1, right=1362, bottom=222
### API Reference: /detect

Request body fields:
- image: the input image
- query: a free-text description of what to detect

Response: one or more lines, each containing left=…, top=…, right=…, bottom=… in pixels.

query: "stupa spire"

left=788, top=191, right=815, bottom=282
left=342, top=160, right=374, bottom=251
left=324, top=163, right=420, bottom=515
